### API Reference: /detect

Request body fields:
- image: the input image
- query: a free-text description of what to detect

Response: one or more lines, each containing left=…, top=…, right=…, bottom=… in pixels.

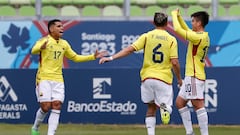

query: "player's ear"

left=49, top=26, right=53, bottom=33
left=200, top=22, right=203, bottom=27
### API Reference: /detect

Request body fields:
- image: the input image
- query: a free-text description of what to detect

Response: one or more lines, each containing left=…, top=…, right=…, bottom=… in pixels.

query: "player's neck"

left=50, top=34, right=60, bottom=41
left=156, top=27, right=166, bottom=30
left=194, top=27, right=204, bottom=32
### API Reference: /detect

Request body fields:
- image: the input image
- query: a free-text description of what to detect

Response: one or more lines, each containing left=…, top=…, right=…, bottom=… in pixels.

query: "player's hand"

left=40, top=37, right=49, bottom=50
left=94, top=49, right=108, bottom=59
left=99, top=56, right=113, bottom=64
left=171, top=8, right=180, bottom=16
left=177, top=79, right=183, bottom=90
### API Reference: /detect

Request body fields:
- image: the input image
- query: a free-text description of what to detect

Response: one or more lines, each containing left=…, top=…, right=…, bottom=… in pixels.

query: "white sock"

left=48, top=109, right=60, bottom=135
left=179, top=107, right=193, bottom=134
left=196, top=108, right=208, bottom=135
left=32, top=108, right=47, bottom=130
left=145, top=117, right=156, bottom=135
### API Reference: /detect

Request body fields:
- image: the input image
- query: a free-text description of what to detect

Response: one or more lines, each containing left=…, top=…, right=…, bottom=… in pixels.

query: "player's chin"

left=59, top=32, right=63, bottom=36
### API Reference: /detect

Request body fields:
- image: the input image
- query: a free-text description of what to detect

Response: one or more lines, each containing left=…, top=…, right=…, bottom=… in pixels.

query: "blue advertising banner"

left=1, top=20, right=240, bottom=69
left=0, top=68, right=240, bottom=124
left=62, top=68, right=144, bottom=124
left=0, top=69, right=38, bottom=123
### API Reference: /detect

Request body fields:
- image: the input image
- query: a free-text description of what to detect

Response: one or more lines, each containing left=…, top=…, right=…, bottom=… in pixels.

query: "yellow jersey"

left=172, top=11, right=210, bottom=80
left=132, top=29, right=178, bottom=84
left=31, top=35, right=95, bottom=83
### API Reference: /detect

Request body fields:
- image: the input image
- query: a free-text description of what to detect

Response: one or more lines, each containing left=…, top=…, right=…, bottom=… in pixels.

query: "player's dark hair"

left=191, top=11, right=209, bottom=28
left=154, top=12, right=168, bottom=27
left=48, top=19, right=61, bottom=33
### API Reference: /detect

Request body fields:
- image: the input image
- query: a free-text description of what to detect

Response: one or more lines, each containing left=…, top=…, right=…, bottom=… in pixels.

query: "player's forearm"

left=178, top=14, right=190, bottom=31
left=171, top=59, right=182, bottom=82
left=112, top=45, right=135, bottom=60
left=71, top=54, right=96, bottom=62
left=171, top=12, right=187, bottom=39
left=173, top=67, right=182, bottom=82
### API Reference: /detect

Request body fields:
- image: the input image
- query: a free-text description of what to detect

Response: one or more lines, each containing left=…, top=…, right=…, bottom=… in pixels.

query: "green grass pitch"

left=0, top=123, right=240, bottom=135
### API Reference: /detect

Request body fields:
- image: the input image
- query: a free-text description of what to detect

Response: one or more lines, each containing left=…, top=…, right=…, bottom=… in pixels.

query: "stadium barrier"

left=0, top=68, right=240, bottom=124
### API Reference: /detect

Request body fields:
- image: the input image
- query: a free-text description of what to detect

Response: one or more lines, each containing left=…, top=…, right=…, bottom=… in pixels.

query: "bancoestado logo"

left=0, top=76, right=27, bottom=119
left=67, top=78, right=137, bottom=115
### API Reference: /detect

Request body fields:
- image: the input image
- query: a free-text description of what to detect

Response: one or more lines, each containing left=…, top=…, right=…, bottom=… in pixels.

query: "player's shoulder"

left=146, top=29, right=159, bottom=35
left=194, top=31, right=208, bottom=35
left=140, top=31, right=149, bottom=37
left=38, top=36, right=48, bottom=42
left=35, top=36, right=48, bottom=44
left=59, top=38, right=71, bottom=48
left=165, top=32, right=177, bottom=41
left=196, top=31, right=209, bottom=39
left=60, top=38, right=67, bottom=42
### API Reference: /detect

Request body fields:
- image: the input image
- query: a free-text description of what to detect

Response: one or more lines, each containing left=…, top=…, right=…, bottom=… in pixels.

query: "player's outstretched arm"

left=99, top=45, right=135, bottom=64
left=171, top=9, right=189, bottom=39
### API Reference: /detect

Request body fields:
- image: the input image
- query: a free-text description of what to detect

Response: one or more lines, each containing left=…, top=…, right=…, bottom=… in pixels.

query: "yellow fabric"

left=132, top=29, right=178, bottom=84
left=172, top=11, right=210, bottom=80
left=31, top=35, right=95, bottom=83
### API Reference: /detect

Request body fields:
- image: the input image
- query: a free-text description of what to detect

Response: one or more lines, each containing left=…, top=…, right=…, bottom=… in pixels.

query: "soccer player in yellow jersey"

left=171, top=10, right=210, bottom=135
left=31, top=19, right=106, bottom=135
left=99, top=12, right=182, bottom=135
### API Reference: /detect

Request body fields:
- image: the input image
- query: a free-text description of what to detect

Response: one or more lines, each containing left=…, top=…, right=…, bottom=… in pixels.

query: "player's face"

left=50, top=21, right=64, bottom=39
left=191, top=17, right=201, bottom=31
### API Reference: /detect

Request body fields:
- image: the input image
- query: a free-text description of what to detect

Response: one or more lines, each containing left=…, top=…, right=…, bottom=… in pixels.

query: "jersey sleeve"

left=131, top=33, right=147, bottom=51
left=31, top=37, right=48, bottom=54
left=178, top=14, right=190, bottom=31
left=185, top=31, right=204, bottom=45
left=64, top=41, right=96, bottom=62
left=170, top=37, right=178, bottom=58
left=172, top=11, right=201, bottom=44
